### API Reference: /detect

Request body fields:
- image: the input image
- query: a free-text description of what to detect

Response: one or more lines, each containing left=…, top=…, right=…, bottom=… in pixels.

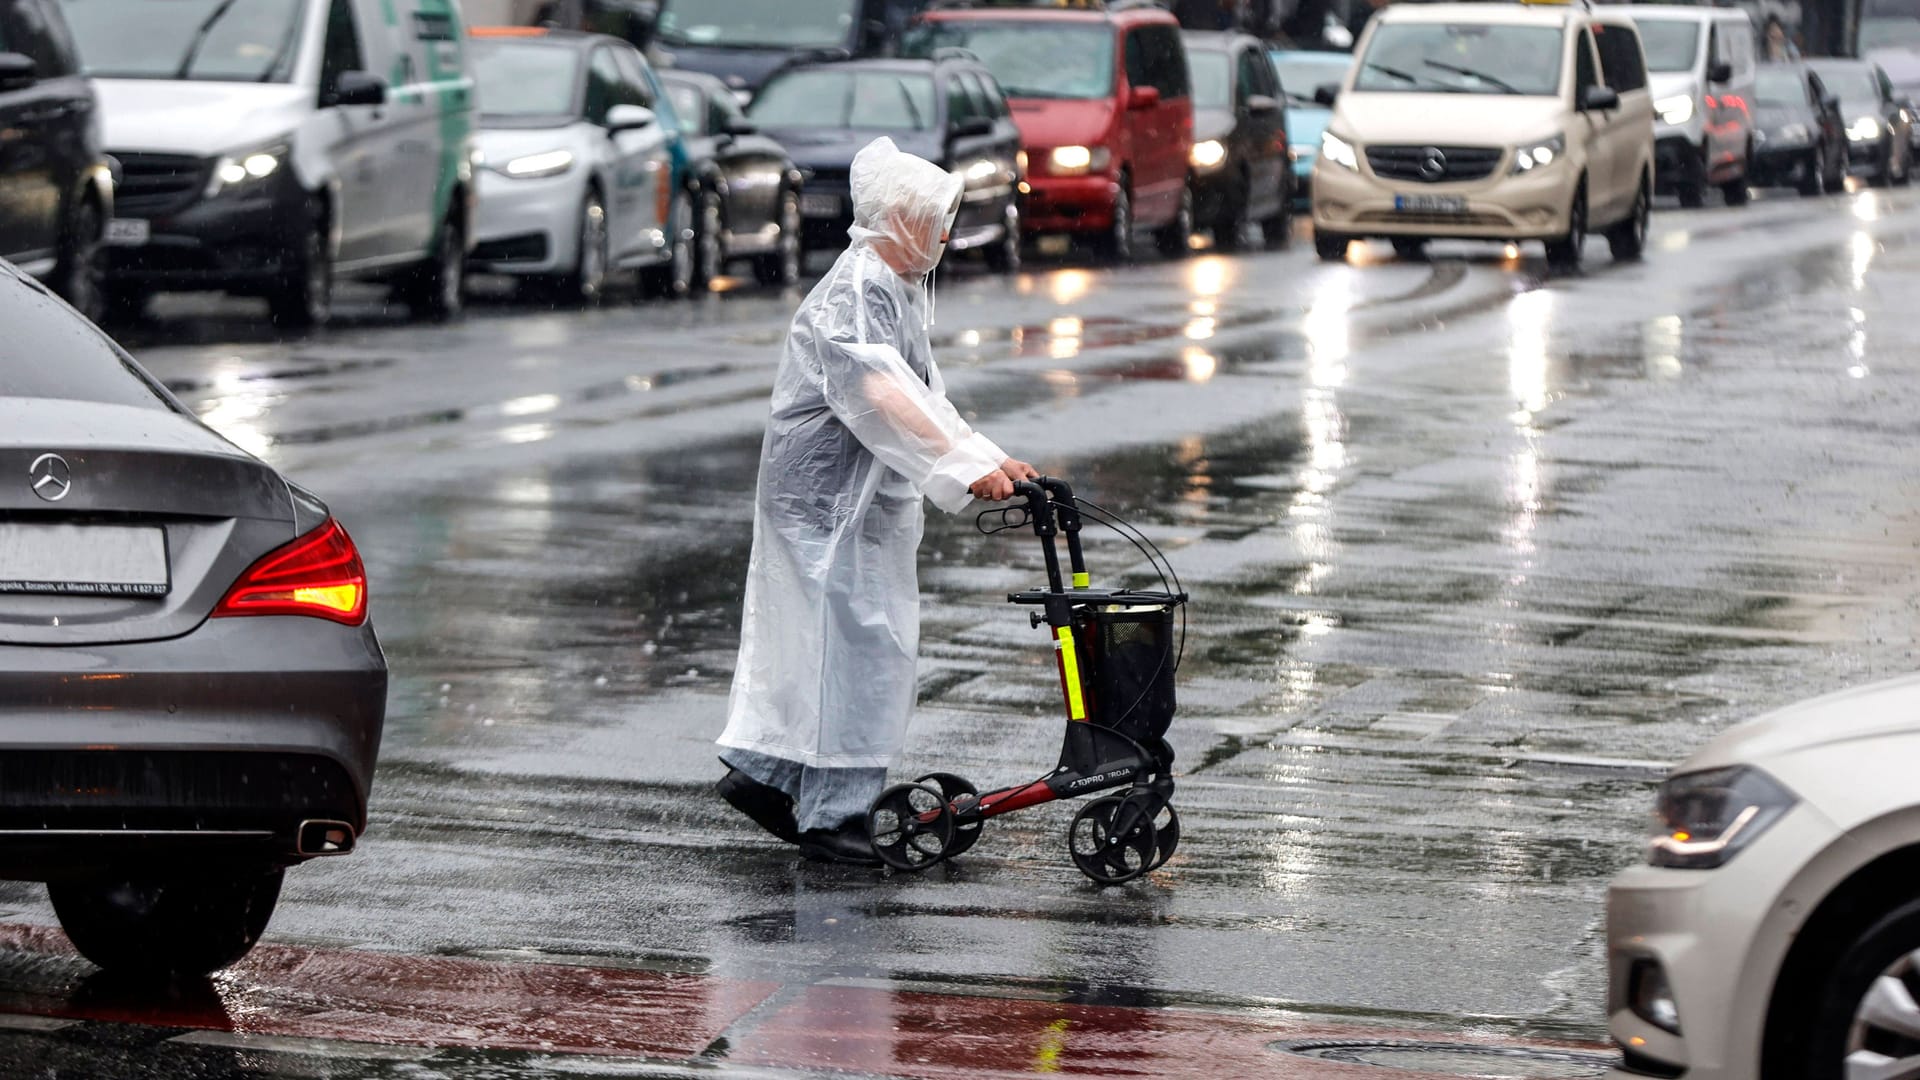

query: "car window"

left=1270, top=52, right=1353, bottom=105
left=471, top=40, right=578, bottom=118
left=750, top=68, right=936, bottom=130
left=1808, top=70, right=1828, bottom=106
left=1878, top=65, right=1896, bottom=100
left=5, top=0, right=67, bottom=76
left=663, top=83, right=703, bottom=133
left=1575, top=28, right=1598, bottom=96
left=1354, top=23, right=1564, bottom=95
left=902, top=20, right=1114, bottom=100
left=946, top=70, right=981, bottom=124
left=1237, top=46, right=1267, bottom=102
left=1728, top=21, right=1754, bottom=79
left=319, top=0, right=362, bottom=93
left=975, top=71, right=1008, bottom=118
left=0, top=277, right=172, bottom=411
left=612, top=48, right=651, bottom=108
left=59, top=0, right=304, bottom=82
left=1630, top=18, right=1700, bottom=74
left=584, top=47, right=623, bottom=123
left=1594, top=22, right=1646, bottom=93
left=1187, top=48, right=1229, bottom=107
left=1143, top=25, right=1188, bottom=97
left=27, top=0, right=78, bottom=76
left=711, top=85, right=748, bottom=131
left=1755, top=65, right=1806, bottom=106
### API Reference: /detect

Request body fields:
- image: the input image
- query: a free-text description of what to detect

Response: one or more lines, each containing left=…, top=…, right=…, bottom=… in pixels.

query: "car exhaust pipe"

left=296, top=819, right=356, bottom=856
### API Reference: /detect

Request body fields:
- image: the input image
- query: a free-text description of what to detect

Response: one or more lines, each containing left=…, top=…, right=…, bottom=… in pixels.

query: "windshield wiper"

left=1422, top=58, right=1521, bottom=94
left=1362, top=61, right=1418, bottom=85
left=174, top=0, right=245, bottom=79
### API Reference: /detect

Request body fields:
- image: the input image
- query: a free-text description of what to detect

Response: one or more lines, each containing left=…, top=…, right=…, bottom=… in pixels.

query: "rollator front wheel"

left=868, top=782, right=956, bottom=871
left=1068, top=795, right=1159, bottom=885
left=1146, top=802, right=1180, bottom=872
left=915, top=772, right=983, bottom=858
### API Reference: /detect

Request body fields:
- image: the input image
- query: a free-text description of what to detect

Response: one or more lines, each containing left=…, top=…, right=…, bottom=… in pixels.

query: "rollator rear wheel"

left=1068, top=795, right=1159, bottom=885
left=915, top=773, right=983, bottom=858
left=868, top=782, right=956, bottom=871
left=1146, top=803, right=1180, bottom=872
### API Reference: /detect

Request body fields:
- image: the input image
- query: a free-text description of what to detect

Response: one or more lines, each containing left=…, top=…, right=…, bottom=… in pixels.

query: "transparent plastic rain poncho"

left=719, top=137, right=1007, bottom=769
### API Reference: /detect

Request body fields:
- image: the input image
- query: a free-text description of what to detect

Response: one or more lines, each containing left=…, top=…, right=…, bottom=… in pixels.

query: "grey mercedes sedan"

left=0, top=261, right=386, bottom=977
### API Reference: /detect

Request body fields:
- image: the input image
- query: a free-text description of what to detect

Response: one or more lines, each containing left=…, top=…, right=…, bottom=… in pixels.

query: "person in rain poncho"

left=715, top=137, right=1037, bottom=864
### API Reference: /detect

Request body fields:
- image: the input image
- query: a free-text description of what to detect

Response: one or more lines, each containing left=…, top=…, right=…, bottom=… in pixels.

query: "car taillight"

left=213, top=518, right=368, bottom=626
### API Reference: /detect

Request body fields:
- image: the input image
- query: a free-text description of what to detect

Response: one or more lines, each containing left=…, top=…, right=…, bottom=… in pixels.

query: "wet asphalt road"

left=6, top=186, right=1920, bottom=1078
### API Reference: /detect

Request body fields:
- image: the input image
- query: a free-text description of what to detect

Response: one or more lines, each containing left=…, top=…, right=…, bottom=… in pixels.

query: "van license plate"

left=105, top=218, right=150, bottom=246
left=800, top=194, right=840, bottom=219
left=0, top=524, right=169, bottom=597
left=1395, top=195, right=1466, bottom=214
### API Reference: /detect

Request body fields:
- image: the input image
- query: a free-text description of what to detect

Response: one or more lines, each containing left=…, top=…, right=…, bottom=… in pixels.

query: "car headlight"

left=497, top=149, right=575, bottom=179
left=1648, top=765, right=1797, bottom=869
left=1851, top=116, right=1884, bottom=141
left=205, top=143, right=288, bottom=198
left=1047, top=145, right=1111, bottom=176
left=963, top=157, right=1000, bottom=184
left=1511, top=134, right=1564, bottom=174
left=1655, top=94, right=1695, bottom=126
left=1190, top=139, right=1227, bottom=170
left=1320, top=130, right=1357, bottom=171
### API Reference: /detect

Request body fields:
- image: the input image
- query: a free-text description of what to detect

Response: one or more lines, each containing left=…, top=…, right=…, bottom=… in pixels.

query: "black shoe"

left=717, top=768, right=799, bottom=844
left=798, top=822, right=882, bottom=866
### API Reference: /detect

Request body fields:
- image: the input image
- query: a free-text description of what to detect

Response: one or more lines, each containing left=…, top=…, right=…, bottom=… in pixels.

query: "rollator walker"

left=865, top=477, right=1188, bottom=884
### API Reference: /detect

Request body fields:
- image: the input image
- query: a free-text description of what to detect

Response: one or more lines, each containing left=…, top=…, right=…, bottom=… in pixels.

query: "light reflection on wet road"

left=6, top=189, right=1920, bottom=1075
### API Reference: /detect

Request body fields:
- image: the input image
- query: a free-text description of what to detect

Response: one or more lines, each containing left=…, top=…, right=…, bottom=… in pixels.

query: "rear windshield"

left=1631, top=19, right=1701, bottom=73
left=0, top=277, right=171, bottom=410
left=1354, top=23, right=1564, bottom=95
left=470, top=40, right=580, bottom=119
left=901, top=21, right=1115, bottom=100
left=59, top=0, right=304, bottom=82
left=1188, top=49, right=1231, bottom=109
left=1756, top=66, right=1805, bottom=106
left=751, top=69, right=936, bottom=129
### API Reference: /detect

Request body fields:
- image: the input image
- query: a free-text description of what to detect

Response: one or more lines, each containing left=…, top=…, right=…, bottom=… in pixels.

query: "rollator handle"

left=1010, top=480, right=1067, bottom=593
left=1036, top=477, right=1088, bottom=588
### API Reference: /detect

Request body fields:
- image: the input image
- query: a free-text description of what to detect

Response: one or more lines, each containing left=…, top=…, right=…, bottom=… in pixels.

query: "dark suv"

left=0, top=0, right=109, bottom=319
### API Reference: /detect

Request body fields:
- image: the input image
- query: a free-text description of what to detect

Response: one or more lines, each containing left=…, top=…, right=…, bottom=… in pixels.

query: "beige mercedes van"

left=1311, top=0, right=1655, bottom=270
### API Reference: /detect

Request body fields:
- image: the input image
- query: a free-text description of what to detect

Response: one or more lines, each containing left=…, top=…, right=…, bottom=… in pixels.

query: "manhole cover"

left=1275, top=1040, right=1616, bottom=1078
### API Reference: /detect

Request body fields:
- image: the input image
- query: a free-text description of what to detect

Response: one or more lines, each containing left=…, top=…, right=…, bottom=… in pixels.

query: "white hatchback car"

left=1607, top=673, right=1920, bottom=1079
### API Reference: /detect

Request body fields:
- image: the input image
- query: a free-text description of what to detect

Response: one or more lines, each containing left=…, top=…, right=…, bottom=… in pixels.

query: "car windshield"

left=470, top=41, right=580, bottom=119
left=1631, top=19, right=1701, bottom=73
left=750, top=69, right=936, bottom=130
left=1755, top=67, right=1806, bottom=106
left=1188, top=49, right=1231, bottom=108
left=1811, top=65, right=1881, bottom=106
left=58, top=0, right=304, bottom=82
left=654, top=0, right=854, bottom=50
left=1271, top=53, right=1351, bottom=104
left=901, top=22, right=1114, bottom=100
left=0, top=279, right=170, bottom=410
left=1352, top=23, right=1564, bottom=95
left=1860, top=16, right=1920, bottom=50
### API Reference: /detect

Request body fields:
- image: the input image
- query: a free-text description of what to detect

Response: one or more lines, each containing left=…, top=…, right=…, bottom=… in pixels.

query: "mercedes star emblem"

left=29, top=453, right=71, bottom=502
left=1418, top=147, right=1448, bottom=182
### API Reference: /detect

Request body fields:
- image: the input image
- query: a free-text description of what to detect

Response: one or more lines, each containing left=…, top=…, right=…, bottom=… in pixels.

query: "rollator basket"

left=1084, top=603, right=1177, bottom=742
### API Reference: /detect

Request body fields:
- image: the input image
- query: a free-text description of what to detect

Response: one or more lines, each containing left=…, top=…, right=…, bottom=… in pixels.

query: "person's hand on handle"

left=1000, top=457, right=1039, bottom=483
left=970, top=468, right=1015, bottom=502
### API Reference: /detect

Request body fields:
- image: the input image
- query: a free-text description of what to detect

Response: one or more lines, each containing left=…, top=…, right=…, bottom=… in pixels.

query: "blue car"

left=1269, top=50, right=1354, bottom=205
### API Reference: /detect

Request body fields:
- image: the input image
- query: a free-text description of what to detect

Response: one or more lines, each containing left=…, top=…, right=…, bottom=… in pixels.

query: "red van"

left=904, top=4, right=1195, bottom=261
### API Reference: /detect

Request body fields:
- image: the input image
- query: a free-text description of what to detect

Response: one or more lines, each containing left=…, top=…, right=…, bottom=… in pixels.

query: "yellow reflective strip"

left=1056, top=627, right=1086, bottom=720
left=1072, top=571, right=1090, bottom=589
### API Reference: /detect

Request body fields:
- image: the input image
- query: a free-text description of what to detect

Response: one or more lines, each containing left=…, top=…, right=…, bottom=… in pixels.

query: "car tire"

left=1801, top=147, right=1828, bottom=197
left=1826, top=143, right=1847, bottom=193
left=267, top=206, right=333, bottom=331
left=53, top=195, right=104, bottom=324
left=1097, top=179, right=1134, bottom=264
left=1723, top=145, right=1753, bottom=205
left=1677, top=144, right=1707, bottom=209
left=690, top=185, right=724, bottom=294
left=1260, top=183, right=1293, bottom=250
left=1313, top=229, right=1348, bottom=262
left=1870, top=140, right=1894, bottom=187
left=1606, top=175, right=1650, bottom=262
left=752, top=188, right=803, bottom=287
left=1390, top=237, right=1426, bottom=260
left=1154, top=180, right=1193, bottom=259
left=49, top=867, right=284, bottom=978
left=397, top=212, right=466, bottom=322
left=1544, top=181, right=1586, bottom=273
left=554, top=188, right=609, bottom=307
left=640, top=194, right=693, bottom=300
left=983, top=201, right=1021, bottom=275
left=1793, top=895, right=1920, bottom=1080
left=1214, top=174, right=1251, bottom=252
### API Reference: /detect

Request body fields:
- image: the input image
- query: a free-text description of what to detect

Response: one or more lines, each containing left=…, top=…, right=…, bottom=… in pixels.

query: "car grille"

left=1366, top=145, right=1503, bottom=183
left=112, top=152, right=208, bottom=217
left=0, top=750, right=360, bottom=830
left=1354, top=209, right=1510, bottom=228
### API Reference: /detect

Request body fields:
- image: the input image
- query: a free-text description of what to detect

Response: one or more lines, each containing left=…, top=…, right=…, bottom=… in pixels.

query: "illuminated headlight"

left=1647, top=765, right=1796, bottom=869
left=500, top=149, right=575, bottom=179
left=205, top=144, right=287, bottom=198
left=1850, top=116, right=1884, bottom=141
left=1655, top=94, right=1695, bottom=126
left=1047, top=145, right=1110, bottom=176
left=1015, top=149, right=1027, bottom=176
left=1320, top=130, right=1358, bottom=171
left=963, top=158, right=999, bottom=183
left=1190, top=139, right=1227, bottom=170
left=1511, top=134, right=1564, bottom=174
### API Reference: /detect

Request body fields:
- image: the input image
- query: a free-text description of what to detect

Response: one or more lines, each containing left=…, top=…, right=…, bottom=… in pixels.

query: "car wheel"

left=267, top=206, right=333, bottom=331
left=399, top=212, right=466, bottom=322
left=1544, top=181, right=1586, bottom=272
left=1313, top=229, right=1348, bottom=262
left=49, top=867, right=284, bottom=978
left=1801, top=146, right=1828, bottom=197
left=1870, top=140, right=1894, bottom=187
left=640, top=194, right=693, bottom=299
left=556, top=188, right=609, bottom=307
left=1722, top=146, right=1753, bottom=205
left=1390, top=237, right=1426, bottom=260
left=1260, top=184, right=1293, bottom=250
left=983, top=200, right=1021, bottom=275
left=1826, top=142, right=1848, bottom=192
left=753, top=187, right=803, bottom=287
left=1214, top=174, right=1251, bottom=252
left=53, top=195, right=104, bottom=324
left=1607, top=175, right=1650, bottom=262
left=1155, top=180, right=1193, bottom=259
left=1677, top=144, right=1708, bottom=208
left=691, top=185, right=724, bottom=293
left=1098, top=180, right=1134, bottom=264
left=1788, top=896, right=1920, bottom=1080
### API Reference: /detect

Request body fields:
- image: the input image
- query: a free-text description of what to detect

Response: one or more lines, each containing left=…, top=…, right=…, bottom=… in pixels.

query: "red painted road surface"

left=0, top=923, right=1612, bottom=1077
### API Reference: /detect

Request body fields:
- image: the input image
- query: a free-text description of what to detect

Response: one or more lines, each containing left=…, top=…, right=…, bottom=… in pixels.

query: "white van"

left=59, top=0, right=479, bottom=327
left=1624, top=5, right=1758, bottom=207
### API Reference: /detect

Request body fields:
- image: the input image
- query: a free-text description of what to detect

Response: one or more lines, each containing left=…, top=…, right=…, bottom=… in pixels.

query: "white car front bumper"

left=471, top=167, right=587, bottom=276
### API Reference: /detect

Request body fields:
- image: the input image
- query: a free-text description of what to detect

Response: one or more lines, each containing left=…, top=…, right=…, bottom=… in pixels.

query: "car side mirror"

left=1581, top=84, right=1620, bottom=111
left=606, top=104, right=655, bottom=133
left=324, top=70, right=387, bottom=108
left=1708, top=60, right=1733, bottom=84
left=949, top=116, right=994, bottom=140
left=1313, top=82, right=1339, bottom=107
left=1127, top=85, right=1161, bottom=110
left=0, top=52, right=35, bottom=94
left=1246, top=93, right=1279, bottom=115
